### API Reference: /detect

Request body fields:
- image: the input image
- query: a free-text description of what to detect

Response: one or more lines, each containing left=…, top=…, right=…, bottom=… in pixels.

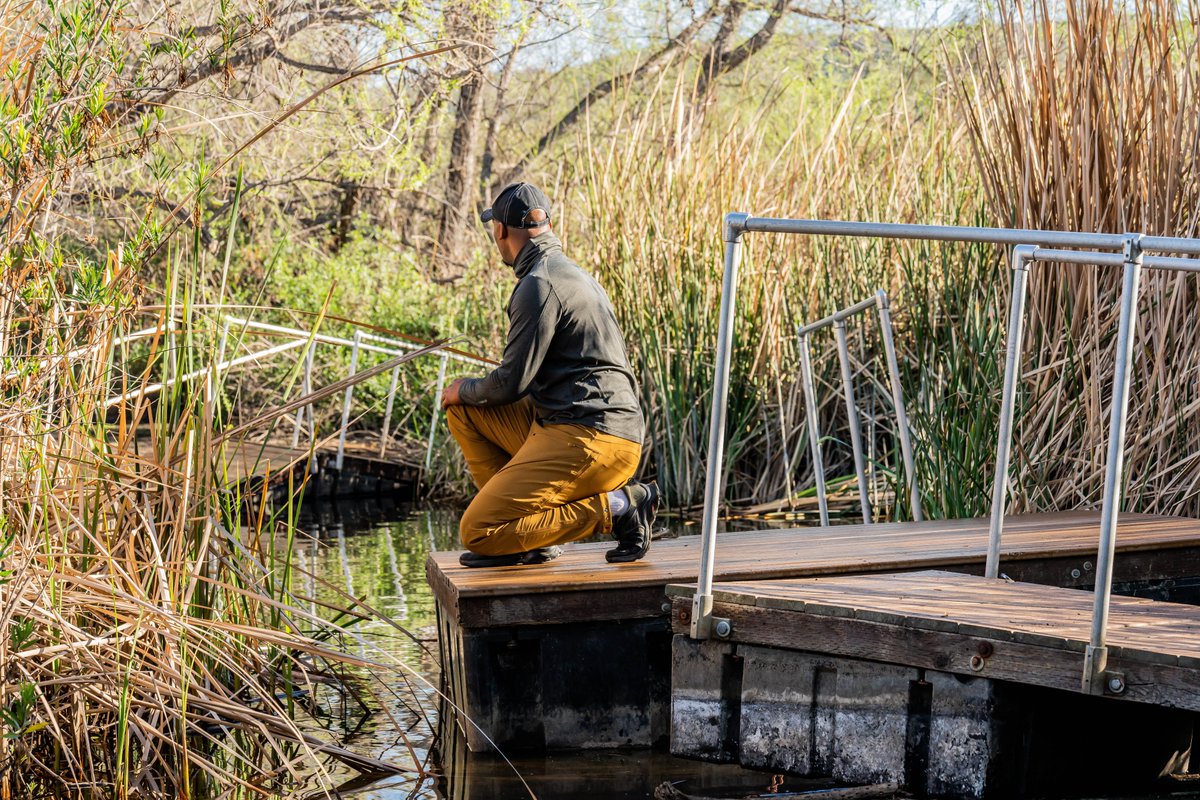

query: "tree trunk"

left=435, top=0, right=495, bottom=282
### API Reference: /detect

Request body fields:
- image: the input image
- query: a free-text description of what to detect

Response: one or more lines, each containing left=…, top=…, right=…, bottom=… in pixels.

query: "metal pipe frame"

left=834, top=320, right=874, bottom=523
left=797, top=292, right=922, bottom=524
left=692, top=213, right=1199, bottom=675
left=986, top=245, right=1037, bottom=578
left=797, top=334, right=829, bottom=525
left=104, top=339, right=306, bottom=408
left=734, top=216, right=1200, bottom=255
left=987, top=242, right=1163, bottom=579
left=876, top=290, right=923, bottom=522
left=798, top=296, right=879, bottom=336
left=335, top=330, right=361, bottom=472
left=690, top=213, right=747, bottom=640
left=1083, top=235, right=1145, bottom=695
left=223, top=315, right=490, bottom=368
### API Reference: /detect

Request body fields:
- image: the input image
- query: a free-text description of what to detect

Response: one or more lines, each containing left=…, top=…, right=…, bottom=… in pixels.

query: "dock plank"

left=427, top=512, right=1200, bottom=626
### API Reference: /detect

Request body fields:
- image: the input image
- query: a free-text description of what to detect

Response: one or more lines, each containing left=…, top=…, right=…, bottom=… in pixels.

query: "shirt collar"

left=512, top=231, right=561, bottom=278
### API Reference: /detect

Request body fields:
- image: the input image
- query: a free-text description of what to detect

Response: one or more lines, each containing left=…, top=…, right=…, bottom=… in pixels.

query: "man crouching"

left=440, top=181, right=657, bottom=568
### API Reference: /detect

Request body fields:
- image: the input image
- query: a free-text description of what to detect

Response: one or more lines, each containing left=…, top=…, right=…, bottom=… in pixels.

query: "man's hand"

left=442, top=377, right=468, bottom=408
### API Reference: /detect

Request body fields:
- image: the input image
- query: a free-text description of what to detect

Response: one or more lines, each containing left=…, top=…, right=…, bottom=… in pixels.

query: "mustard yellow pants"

left=446, top=398, right=642, bottom=555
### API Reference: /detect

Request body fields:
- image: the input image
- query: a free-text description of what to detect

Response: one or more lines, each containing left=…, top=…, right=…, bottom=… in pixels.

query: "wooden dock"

left=428, top=511, right=1200, bottom=627
left=667, top=570, right=1200, bottom=710
left=666, top=571, right=1200, bottom=797
left=219, top=439, right=419, bottom=500
left=426, top=511, right=1200, bottom=753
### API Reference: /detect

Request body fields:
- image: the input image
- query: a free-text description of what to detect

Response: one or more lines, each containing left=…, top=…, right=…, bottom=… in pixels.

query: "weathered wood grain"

left=428, top=512, right=1200, bottom=627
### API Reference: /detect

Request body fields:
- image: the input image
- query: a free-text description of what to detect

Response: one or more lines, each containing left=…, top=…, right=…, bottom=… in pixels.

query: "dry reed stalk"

left=556, top=56, right=991, bottom=513
left=0, top=302, right=431, bottom=797
left=0, top=5, right=449, bottom=795
left=956, top=0, right=1200, bottom=515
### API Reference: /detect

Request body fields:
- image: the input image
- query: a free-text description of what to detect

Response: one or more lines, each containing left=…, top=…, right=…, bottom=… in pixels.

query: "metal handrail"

left=219, top=315, right=490, bottom=471
left=103, top=313, right=492, bottom=473
left=691, top=214, right=1200, bottom=698
left=798, top=290, right=922, bottom=525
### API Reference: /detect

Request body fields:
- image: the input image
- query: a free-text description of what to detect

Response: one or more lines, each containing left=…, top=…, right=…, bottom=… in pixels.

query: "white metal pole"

left=834, top=320, right=873, bottom=523
left=425, top=353, right=449, bottom=470
left=1083, top=235, right=1143, bottom=694
left=875, top=290, right=923, bottom=522
left=798, top=333, right=830, bottom=526
left=335, top=331, right=361, bottom=472
left=304, top=345, right=318, bottom=474
left=378, top=364, right=402, bottom=458
left=292, top=342, right=312, bottom=450
left=986, top=246, right=1037, bottom=578
left=691, top=213, right=747, bottom=640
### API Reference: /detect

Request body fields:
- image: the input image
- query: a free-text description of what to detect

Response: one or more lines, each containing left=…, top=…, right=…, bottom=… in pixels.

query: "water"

left=290, top=502, right=1200, bottom=800
left=289, top=501, right=799, bottom=800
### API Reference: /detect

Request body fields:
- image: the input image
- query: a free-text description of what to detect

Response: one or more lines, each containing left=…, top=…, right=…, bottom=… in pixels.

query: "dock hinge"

left=1082, top=645, right=1126, bottom=696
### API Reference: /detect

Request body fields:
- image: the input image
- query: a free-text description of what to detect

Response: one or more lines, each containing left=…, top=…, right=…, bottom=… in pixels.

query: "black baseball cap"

left=480, top=182, right=552, bottom=229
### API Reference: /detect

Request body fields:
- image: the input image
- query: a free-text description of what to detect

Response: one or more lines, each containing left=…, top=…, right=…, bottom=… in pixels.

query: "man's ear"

left=494, top=222, right=509, bottom=240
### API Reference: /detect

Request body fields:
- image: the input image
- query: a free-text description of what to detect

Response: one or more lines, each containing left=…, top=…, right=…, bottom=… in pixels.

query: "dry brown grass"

left=0, top=305, right=431, bottom=798
left=957, top=0, right=1200, bottom=514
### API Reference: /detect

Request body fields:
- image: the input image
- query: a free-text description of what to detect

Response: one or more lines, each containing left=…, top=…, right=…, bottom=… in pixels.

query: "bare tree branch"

left=499, top=3, right=723, bottom=184
left=695, top=0, right=789, bottom=99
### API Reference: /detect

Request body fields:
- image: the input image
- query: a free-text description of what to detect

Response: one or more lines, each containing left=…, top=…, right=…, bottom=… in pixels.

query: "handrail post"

left=425, top=352, right=450, bottom=470
left=378, top=364, right=402, bottom=458
left=1083, top=234, right=1143, bottom=695
left=834, top=319, right=873, bottom=523
left=305, top=345, right=318, bottom=474
left=335, top=330, right=361, bottom=472
left=797, top=332, right=830, bottom=526
left=293, top=341, right=313, bottom=450
left=986, top=245, right=1037, bottom=578
left=691, top=212, right=748, bottom=640
left=875, top=290, right=923, bottom=522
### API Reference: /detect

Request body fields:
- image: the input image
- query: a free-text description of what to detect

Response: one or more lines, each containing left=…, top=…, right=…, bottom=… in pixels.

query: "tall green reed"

left=558, top=63, right=1008, bottom=517
left=0, top=3, right=442, bottom=796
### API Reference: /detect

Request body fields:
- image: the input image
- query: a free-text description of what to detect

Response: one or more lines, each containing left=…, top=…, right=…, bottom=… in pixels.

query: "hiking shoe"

left=606, top=481, right=659, bottom=563
left=459, top=546, right=563, bottom=569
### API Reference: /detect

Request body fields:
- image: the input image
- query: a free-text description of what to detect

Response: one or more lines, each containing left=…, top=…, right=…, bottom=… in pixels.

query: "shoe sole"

left=460, top=547, right=563, bottom=568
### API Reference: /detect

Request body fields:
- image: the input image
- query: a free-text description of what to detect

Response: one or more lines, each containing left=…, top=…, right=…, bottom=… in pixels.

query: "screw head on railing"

left=1107, top=675, right=1126, bottom=695
left=714, top=619, right=732, bottom=639
left=1123, top=233, right=1144, bottom=264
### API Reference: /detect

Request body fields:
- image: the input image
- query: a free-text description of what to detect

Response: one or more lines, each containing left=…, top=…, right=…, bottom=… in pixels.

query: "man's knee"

left=444, top=403, right=471, bottom=436
left=459, top=502, right=498, bottom=553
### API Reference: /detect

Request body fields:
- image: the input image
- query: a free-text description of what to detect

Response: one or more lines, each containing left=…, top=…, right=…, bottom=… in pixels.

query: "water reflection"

left=289, top=502, right=1200, bottom=800
left=289, top=501, right=798, bottom=799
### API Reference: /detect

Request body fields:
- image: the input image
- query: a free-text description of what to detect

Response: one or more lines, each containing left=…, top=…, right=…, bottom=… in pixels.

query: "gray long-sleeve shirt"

left=459, top=232, right=644, bottom=444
